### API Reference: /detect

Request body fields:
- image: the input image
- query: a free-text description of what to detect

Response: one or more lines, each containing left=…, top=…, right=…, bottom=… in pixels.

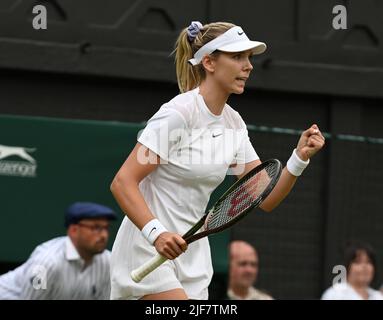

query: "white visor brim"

left=188, top=26, right=267, bottom=66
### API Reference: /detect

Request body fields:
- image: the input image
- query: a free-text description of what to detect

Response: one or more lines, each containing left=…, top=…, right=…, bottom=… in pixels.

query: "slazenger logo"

left=0, top=144, right=37, bottom=177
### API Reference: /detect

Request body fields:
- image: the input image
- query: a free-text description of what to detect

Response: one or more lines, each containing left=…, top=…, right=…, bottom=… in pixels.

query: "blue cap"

left=65, top=202, right=117, bottom=227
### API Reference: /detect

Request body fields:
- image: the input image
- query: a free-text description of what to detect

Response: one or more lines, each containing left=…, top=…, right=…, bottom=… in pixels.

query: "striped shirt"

left=0, top=236, right=111, bottom=300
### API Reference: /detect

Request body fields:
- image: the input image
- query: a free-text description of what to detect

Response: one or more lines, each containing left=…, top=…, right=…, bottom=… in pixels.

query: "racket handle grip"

left=131, top=254, right=168, bottom=283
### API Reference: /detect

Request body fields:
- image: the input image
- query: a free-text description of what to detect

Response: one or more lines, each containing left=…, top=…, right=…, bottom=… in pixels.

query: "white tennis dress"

left=110, top=87, right=259, bottom=299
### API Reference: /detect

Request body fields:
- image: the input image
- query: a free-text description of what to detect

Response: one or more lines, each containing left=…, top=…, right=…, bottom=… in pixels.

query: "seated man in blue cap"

left=0, top=202, right=116, bottom=299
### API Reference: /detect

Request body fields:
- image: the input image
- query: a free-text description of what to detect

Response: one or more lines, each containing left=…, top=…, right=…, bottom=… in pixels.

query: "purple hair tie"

left=187, top=21, right=203, bottom=42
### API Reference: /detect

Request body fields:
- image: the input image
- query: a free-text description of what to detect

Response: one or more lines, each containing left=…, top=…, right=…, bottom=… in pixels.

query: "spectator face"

left=348, top=250, right=375, bottom=287
left=230, top=244, right=259, bottom=289
left=71, top=218, right=110, bottom=255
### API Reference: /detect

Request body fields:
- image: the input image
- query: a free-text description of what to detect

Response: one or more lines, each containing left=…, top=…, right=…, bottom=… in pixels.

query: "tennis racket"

left=131, top=158, right=282, bottom=283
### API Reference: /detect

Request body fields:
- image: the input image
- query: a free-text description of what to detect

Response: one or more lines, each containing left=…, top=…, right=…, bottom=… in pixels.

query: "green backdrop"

left=0, top=115, right=230, bottom=274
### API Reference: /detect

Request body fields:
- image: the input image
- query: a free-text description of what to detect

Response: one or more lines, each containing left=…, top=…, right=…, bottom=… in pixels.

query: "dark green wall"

left=0, top=115, right=230, bottom=274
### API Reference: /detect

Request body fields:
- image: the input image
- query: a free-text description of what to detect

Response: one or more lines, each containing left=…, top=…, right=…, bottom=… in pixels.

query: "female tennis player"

left=109, top=21, right=325, bottom=300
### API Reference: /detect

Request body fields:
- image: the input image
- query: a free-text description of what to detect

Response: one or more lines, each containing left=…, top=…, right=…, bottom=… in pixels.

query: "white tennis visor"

left=188, top=26, right=267, bottom=66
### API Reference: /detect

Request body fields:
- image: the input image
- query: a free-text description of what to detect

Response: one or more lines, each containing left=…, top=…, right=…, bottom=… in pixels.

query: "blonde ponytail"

left=174, top=29, right=201, bottom=93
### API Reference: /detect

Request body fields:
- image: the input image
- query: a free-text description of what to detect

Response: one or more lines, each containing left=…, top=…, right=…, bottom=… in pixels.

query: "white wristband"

left=141, top=219, right=168, bottom=245
left=286, top=148, right=310, bottom=176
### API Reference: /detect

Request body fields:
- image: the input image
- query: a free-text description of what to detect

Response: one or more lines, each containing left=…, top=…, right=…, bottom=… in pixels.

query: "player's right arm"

left=110, top=143, right=187, bottom=259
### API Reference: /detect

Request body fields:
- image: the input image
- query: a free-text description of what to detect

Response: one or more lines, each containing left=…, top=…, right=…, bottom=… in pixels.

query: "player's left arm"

left=233, top=124, right=325, bottom=212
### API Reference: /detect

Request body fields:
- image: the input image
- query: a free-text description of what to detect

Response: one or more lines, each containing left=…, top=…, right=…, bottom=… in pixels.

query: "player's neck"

left=199, top=82, right=228, bottom=116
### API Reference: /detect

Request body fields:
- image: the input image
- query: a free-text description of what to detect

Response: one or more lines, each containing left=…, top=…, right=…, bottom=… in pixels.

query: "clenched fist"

left=296, top=124, right=325, bottom=161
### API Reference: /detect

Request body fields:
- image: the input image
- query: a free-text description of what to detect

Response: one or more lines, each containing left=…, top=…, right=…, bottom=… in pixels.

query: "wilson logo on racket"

left=227, top=174, right=261, bottom=217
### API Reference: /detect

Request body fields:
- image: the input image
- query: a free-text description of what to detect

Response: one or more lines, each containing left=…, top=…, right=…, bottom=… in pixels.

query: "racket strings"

left=206, top=162, right=279, bottom=230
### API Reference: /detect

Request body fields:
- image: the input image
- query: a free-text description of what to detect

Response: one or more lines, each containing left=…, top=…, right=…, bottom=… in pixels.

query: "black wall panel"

left=1, top=1, right=383, bottom=97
